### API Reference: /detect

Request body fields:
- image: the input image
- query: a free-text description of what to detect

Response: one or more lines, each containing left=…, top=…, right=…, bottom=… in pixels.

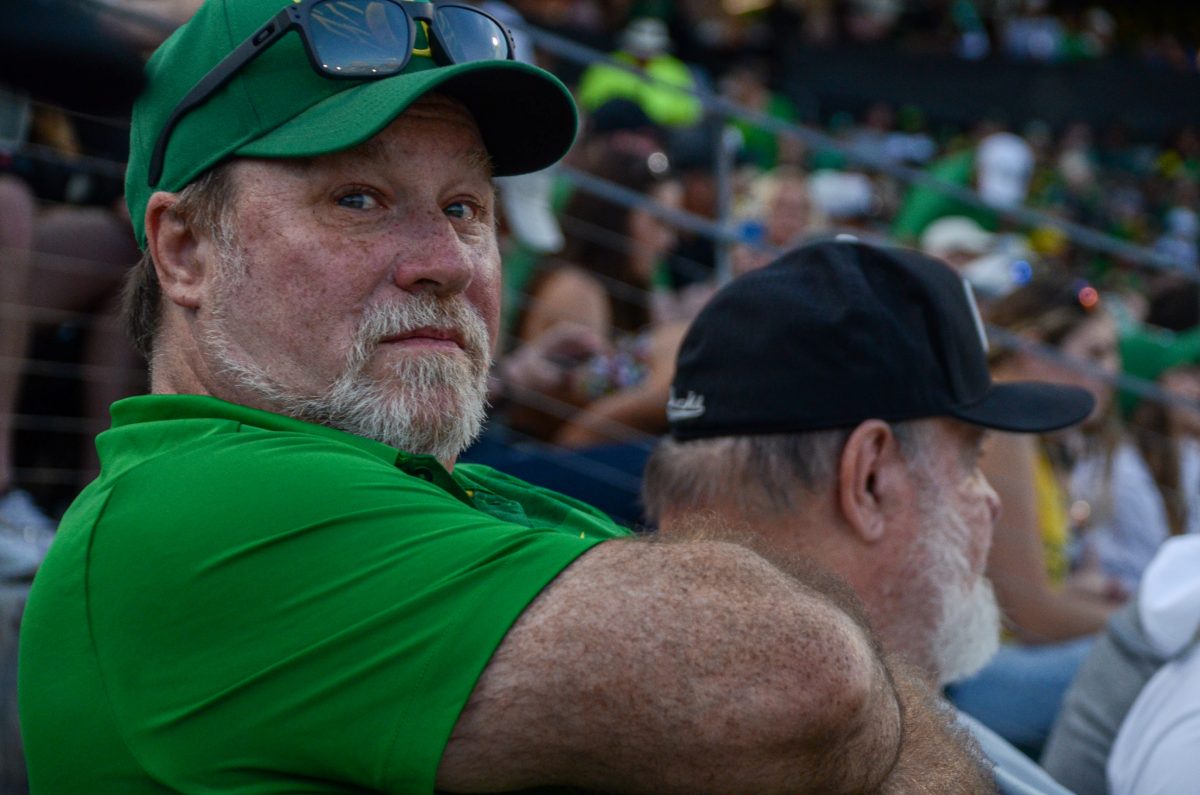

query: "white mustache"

left=354, top=295, right=491, bottom=365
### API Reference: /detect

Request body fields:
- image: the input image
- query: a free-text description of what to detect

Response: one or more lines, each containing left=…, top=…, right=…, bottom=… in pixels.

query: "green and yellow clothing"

left=577, top=52, right=702, bottom=128
left=890, top=148, right=1000, bottom=244
left=1033, top=446, right=1071, bottom=584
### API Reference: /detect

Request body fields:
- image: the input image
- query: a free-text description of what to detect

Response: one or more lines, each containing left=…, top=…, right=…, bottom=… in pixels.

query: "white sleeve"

left=1108, top=649, right=1200, bottom=795
left=1095, top=444, right=1169, bottom=591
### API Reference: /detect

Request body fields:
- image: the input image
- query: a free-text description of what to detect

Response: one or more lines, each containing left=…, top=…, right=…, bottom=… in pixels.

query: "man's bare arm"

left=437, top=539, right=903, bottom=794
left=879, top=658, right=998, bottom=794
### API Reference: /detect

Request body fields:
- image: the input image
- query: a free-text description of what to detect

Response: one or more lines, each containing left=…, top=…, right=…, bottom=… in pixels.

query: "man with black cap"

left=645, top=238, right=1091, bottom=795
left=17, top=2, right=993, bottom=793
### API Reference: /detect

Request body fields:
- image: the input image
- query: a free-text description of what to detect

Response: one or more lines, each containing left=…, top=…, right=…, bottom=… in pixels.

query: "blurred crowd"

left=515, top=0, right=1200, bottom=72
left=4, top=0, right=1200, bottom=792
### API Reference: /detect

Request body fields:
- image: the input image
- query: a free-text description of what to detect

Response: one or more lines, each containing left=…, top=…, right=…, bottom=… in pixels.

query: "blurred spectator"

left=1142, top=271, right=1200, bottom=332
left=922, top=214, right=998, bottom=269
left=496, top=168, right=564, bottom=256
left=1059, top=6, right=1116, bottom=61
left=947, top=274, right=1127, bottom=757
left=842, top=0, right=902, bottom=44
left=577, top=97, right=670, bottom=165
left=891, top=105, right=939, bottom=165
left=1099, top=535, right=1200, bottom=793
left=848, top=102, right=938, bottom=168
left=1054, top=122, right=1099, bottom=199
left=1069, top=324, right=1200, bottom=594
left=1, top=100, right=143, bottom=516
left=730, top=165, right=828, bottom=277
left=718, top=57, right=803, bottom=171
left=1139, top=31, right=1196, bottom=73
left=977, top=130, right=1036, bottom=210
left=920, top=214, right=1034, bottom=300
left=662, top=119, right=745, bottom=289
left=1002, top=0, right=1066, bottom=62
left=1153, top=206, right=1200, bottom=271
left=891, top=123, right=1002, bottom=244
left=954, top=0, right=993, bottom=59
left=0, top=176, right=52, bottom=537
left=0, top=0, right=197, bottom=520
left=485, top=2, right=565, bottom=258
left=808, top=169, right=889, bottom=243
left=498, top=98, right=671, bottom=344
left=485, top=0, right=568, bottom=338
left=890, top=123, right=1034, bottom=243
left=506, top=146, right=686, bottom=447
left=1157, top=126, right=1200, bottom=182
left=760, top=166, right=827, bottom=247
left=1041, top=535, right=1200, bottom=794
left=847, top=102, right=896, bottom=165
left=577, top=16, right=704, bottom=129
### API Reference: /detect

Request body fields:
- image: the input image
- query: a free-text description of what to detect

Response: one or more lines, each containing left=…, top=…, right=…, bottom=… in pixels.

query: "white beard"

left=202, top=277, right=492, bottom=462
left=917, top=494, right=1003, bottom=687
left=932, top=566, right=1001, bottom=687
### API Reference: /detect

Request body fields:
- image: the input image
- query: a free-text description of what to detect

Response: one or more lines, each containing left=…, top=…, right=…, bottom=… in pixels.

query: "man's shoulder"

left=453, top=463, right=632, bottom=538
left=107, top=394, right=396, bottom=459
left=69, top=398, right=476, bottom=560
left=99, top=395, right=409, bottom=491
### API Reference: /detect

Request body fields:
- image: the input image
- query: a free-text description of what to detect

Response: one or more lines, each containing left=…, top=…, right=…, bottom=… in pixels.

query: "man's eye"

left=337, top=193, right=379, bottom=210
left=444, top=201, right=478, bottom=220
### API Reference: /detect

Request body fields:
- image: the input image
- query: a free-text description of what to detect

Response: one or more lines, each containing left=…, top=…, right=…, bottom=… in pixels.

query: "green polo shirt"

left=19, top=395, right=630, bottom=794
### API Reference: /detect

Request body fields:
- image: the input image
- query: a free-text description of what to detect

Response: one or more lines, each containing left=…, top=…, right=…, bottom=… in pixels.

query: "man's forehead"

left=349, top=96, right=490, bottom=164
left=262, top=94, right=493, bottom=178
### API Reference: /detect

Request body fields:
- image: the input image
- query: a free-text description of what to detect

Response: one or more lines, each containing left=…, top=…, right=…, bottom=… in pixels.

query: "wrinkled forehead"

left=317, top=94, right=491, bottom=173
left=360, top=96, right=492, bottom=169
left=223, top=93, right=494, bottom=192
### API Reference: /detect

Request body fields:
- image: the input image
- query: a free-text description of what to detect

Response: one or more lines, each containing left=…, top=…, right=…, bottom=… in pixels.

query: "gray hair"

left=122, top=163, right=240, bottom=360
left=642, top=421, right=938, bottom=523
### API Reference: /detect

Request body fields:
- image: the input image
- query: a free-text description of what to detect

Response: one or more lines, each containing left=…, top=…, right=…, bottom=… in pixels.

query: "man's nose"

left=390, top=218, right=475, bottom=296
left=983, top=478, right=1002, bottom=525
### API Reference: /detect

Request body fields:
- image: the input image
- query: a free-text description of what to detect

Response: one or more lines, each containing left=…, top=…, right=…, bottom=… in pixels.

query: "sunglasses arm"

left=148, top=6, right=300, bottom=187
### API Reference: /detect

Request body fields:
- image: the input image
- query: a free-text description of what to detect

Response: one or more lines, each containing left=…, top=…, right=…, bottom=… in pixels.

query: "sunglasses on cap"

left=148, top=0, right=515, bottom=187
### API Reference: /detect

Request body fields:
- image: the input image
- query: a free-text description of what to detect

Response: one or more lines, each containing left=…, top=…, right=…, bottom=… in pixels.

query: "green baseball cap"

left=1118, top=324, right=1200, bottom=416
left=125, top=0, right=578, bottom=248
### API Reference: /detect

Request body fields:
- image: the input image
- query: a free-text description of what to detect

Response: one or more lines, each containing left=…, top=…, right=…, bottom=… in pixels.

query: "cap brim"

left=235, top=59, right=576, bottom=177
left=950, top=381, right=1096, bottom=433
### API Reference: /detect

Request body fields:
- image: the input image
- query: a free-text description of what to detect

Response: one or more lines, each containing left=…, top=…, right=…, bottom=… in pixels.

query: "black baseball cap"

left=667, top=238, right=1095, bottom=440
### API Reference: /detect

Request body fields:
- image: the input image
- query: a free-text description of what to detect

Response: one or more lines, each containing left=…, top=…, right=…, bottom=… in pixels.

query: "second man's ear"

left=837, top=420, right=908, bottom=544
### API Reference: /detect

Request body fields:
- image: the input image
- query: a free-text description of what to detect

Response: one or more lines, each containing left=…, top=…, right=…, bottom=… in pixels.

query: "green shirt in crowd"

left=19, top=395, right=629, bottom=794
left=577, top=52, right=702, bottom=128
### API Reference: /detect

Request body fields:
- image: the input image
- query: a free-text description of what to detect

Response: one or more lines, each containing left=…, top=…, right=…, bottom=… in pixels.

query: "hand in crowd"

left=552, top=319, right=688, bottom=448
left=1065, top=566, right=1129, bottom=604
left=493, top=322, right=610, bottom=402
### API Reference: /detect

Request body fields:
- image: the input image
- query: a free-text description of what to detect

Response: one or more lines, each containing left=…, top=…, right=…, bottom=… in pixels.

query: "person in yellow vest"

left=577, top=17, right=703, bottom=129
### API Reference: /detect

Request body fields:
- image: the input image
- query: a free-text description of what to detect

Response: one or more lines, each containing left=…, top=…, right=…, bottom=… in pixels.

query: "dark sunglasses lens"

left=309, top=0, right=410, bottom=76
left=436, top=6, right=510, bottom=63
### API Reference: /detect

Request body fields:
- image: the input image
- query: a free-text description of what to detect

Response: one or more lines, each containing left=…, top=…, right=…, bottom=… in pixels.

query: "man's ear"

left=836, top=420, right=907, bottom=544
left=144, top=191, right=209, bottom=310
